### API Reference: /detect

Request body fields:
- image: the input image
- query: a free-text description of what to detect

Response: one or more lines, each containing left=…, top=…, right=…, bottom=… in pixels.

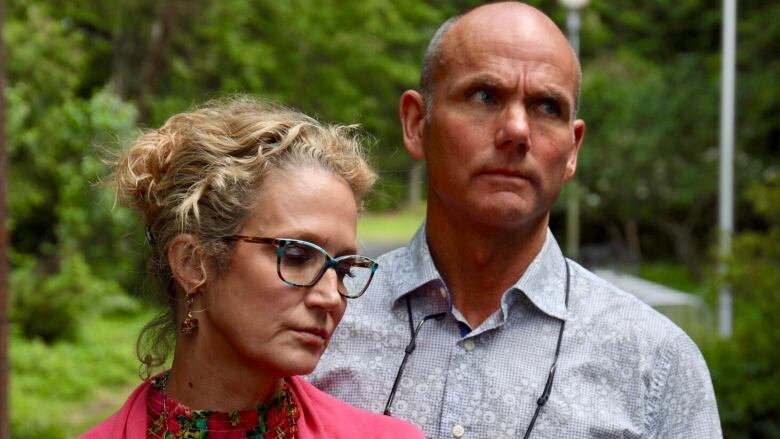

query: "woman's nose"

left=306, top=268, right=344, bottom=311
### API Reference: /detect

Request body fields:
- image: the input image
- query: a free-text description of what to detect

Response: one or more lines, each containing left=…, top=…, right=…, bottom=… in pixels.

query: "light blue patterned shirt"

left=309, top=226, right=722, bottom=438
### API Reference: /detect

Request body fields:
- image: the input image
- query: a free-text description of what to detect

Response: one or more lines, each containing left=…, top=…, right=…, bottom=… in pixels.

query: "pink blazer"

left=79, top=375, right=425, bottom=438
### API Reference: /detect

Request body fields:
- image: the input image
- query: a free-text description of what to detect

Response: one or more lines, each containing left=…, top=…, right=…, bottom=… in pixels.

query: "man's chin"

left=470, top=199, right=549, bottom=231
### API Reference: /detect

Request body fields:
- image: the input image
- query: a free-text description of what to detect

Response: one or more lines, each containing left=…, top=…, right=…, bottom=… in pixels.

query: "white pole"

left=565, top=7, right=581, bottom=260
left=566, top=9, right=581, bottom=55
left=718, top=0, right=737, bottom=338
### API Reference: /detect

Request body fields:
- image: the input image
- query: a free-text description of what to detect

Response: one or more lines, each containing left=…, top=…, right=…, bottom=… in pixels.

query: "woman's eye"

left=336, top=263, right=356, bottom=278
left=282, top=246, right=313, bottom=266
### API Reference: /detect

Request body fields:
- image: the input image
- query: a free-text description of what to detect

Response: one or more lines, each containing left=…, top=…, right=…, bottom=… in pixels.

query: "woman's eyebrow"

left=279, top=231, right=358, bottom=256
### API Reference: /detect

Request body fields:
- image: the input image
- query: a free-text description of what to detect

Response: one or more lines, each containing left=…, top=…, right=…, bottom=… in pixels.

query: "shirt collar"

left=387, top=222, right=442, bottom=304
left=388, top=225, right=569, bottom=321
left=512, top=229, right=569, bottom=321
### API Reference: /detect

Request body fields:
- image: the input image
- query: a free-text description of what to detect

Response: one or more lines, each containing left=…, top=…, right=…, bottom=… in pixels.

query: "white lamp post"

left=718, top=0, right=737, bottom=338
left=559, top=0, right=588, bottom=260
left=560, top=0, right=588, bottom=55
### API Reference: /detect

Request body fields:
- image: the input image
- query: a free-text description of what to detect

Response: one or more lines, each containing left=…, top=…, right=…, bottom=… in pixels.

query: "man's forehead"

left=442, top=5, right=575, bottom=69
left=436, top=4, right=578, bottom=95
left=454, top=2, right=564, bottom=37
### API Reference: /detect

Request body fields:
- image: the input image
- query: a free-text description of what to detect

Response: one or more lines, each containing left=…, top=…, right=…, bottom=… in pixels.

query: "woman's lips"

left=291, top=327, right=330, bottom=346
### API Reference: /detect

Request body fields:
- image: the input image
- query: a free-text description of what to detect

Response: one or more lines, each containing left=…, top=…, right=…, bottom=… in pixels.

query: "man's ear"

left=564, top=119, right=586, bottom=180
left=168, top=234, right=208, bottom=294
left=399, top=90, right=427, bottom=160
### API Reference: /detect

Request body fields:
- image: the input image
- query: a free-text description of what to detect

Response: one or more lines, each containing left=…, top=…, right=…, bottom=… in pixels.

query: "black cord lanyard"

left=524, top=259, right=570, bottom=438
left=384, top=258, right=571, bottom=439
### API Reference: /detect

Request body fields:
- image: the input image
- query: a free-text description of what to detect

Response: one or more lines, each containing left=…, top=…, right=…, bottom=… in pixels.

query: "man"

left=310, top=2, right=722, bottom=438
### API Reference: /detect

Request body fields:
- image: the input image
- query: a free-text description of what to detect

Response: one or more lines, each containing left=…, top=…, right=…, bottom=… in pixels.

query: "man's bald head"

left=419, top=2, right=582, bottom=117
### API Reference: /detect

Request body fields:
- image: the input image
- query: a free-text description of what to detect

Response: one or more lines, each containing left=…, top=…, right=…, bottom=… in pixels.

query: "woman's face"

left=200, top=167, right=357, bottom=378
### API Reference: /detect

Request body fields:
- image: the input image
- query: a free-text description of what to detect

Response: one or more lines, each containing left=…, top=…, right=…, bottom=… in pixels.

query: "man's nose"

left=495, top=103, right=531, bottom=151
left=306, top=268, right=344, bottom=311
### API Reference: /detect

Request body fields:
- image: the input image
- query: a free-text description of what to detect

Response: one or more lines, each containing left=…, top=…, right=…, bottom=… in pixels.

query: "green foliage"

left=707, top=174, right=780, bottom=438
left=578, top=50, right=727, bottom=271
left=576, top=0, right=776, bottom=273
left=11, top=252, right=126, bottom=343
left=6, top=1, right=143, bottom=292
left=134, top=0, right=566, bottom=209
left=10, top=312, right=151, bottom=437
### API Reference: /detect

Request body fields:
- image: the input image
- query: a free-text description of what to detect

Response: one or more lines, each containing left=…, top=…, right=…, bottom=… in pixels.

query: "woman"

left=82, top=97, right=424, bottom=438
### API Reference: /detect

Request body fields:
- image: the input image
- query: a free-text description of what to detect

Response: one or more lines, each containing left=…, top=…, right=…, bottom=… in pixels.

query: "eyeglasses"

left=223, top=236, right=379, bottom=299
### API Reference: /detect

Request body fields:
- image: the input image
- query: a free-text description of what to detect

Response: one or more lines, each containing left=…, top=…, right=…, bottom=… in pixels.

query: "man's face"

left=418, top=5, right=585, bottom=231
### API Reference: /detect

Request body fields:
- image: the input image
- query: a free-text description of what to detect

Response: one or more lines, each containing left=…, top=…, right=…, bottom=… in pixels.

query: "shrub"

left=707, top=173, right=780, bottom=438
left=11, top=251, right=126, bottom=343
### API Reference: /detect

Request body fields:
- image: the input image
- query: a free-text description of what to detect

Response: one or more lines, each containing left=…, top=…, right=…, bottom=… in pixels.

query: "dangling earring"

left=180, top=294, right=199, bottom=335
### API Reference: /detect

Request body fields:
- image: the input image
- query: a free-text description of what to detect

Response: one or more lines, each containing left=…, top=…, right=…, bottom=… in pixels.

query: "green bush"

left=706, top=174, right=780, bottom=438
left=10, top=312, right=151, bottom=437
left=10, top=421, right=64, bottom=439
left=11, top=252, right=126, bottom=343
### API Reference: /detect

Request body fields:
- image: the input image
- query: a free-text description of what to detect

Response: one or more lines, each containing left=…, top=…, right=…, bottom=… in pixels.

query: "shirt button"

left=452, top=424, right=465, bottom=438
left=463, top=339, right=476, bottom=351
left=439, top=287, right=447, bottom=298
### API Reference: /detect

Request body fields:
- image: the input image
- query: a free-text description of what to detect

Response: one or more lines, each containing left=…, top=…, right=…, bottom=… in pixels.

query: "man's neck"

left=426, top=208, right=549, bottom=329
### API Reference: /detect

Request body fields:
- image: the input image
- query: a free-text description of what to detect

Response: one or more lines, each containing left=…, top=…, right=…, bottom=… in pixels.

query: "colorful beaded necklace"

left=146, top=371, right=299, bottom=438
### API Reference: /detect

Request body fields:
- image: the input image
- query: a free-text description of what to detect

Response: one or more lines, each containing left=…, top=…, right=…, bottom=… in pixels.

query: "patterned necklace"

left=147, top=371, right=299, bottom=438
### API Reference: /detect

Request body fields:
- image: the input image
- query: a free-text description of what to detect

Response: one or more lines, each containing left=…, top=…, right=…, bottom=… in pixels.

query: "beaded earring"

left=180, top=294, right=199, bottom=335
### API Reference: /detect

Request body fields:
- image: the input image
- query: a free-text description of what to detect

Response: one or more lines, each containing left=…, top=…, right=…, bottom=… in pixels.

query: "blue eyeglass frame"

left=223, top=235, right=379, bottom=298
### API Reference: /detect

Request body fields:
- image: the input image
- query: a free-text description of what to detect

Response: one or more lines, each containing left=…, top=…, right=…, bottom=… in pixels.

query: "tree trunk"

left=407, top=161, right=425, bottom=208
left=624, top=218, right=642, bottom=271
left=606, top=221, right=627, bottom=265
left=658, top=220, right=702, bottom=280
left=0, top=1, right=10, bottom=436
left=137, top=0, right=179, bottom=124
left=604, top=219, right=642, bottom=272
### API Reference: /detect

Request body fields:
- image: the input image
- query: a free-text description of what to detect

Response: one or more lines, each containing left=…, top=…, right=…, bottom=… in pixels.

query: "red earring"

left=180, top=294, right=199, bottom=335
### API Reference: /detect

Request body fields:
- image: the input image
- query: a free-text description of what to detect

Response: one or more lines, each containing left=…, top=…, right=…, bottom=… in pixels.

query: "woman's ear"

left=168, top=234, right=208, bottom=294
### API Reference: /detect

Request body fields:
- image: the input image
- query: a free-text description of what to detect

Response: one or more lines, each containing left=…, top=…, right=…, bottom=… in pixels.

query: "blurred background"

left=1, top=0, right=778, bottom=437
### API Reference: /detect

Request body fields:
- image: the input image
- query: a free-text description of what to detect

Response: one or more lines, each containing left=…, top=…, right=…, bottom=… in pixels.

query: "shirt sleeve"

left=645, top=333, right=723, bottom=438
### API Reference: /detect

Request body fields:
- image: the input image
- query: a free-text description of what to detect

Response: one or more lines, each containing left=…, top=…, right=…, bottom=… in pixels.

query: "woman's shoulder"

left=289, top=376, right=426, bottom=438
left=78, top=379, right=151, bottom=438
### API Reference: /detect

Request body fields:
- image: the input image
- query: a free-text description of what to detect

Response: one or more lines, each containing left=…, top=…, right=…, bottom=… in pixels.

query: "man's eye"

left=538, top=100, right=562, bottom=116
left=469, top=89, right=497, bottom=105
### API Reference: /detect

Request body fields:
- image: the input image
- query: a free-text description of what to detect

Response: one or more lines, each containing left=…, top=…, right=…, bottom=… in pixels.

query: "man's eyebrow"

left=453, top=74, right=505, bottom=91
left=534, top=87, right=567, bottom=102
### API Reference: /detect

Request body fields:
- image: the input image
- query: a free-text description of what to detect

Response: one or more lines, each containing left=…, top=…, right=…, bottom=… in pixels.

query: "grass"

left=357, top=204, right=426, bottom=243
left=11, top=310, right=153, bottom=438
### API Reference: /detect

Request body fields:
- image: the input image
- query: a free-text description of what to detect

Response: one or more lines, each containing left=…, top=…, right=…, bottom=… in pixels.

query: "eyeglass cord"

left=383, top=256, right=570, bottom=439
left=523, top=258, right=570, bottom=439
left=383, top=302, right=446, bottom=415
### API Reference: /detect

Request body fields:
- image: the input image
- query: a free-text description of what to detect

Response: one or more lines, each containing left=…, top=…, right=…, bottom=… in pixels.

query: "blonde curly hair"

left=111, top=95, right=376, bottom=376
